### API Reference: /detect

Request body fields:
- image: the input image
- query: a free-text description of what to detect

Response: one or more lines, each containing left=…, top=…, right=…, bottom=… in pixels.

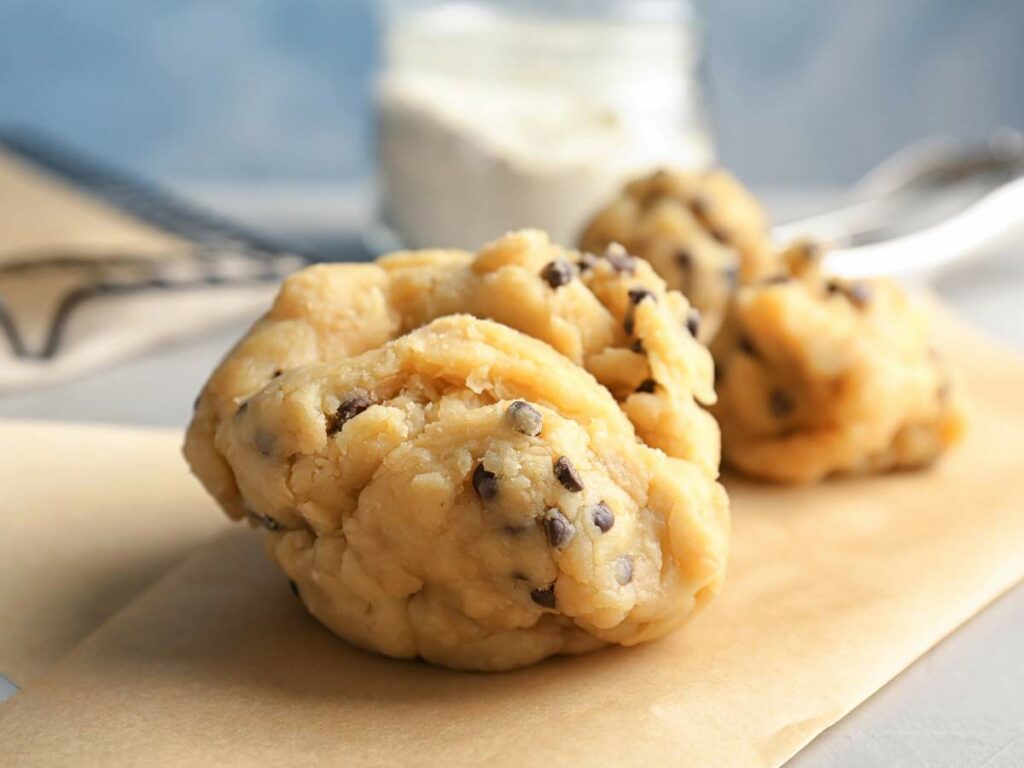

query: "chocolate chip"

left=636, top=378, right=657, bottom=394
left=531, top=584, right=557, bottom=609
left=614, top=555, right=634, bottom=585
left=826, top=279, right=843, bottom=295
left=289, top=579, right=299, bottom=597
left=769, top=388, right=794, bottom=418
left=251, top=512, right=281, bottom=532
left=272, top=369, right=283, bottom=378
left=506, top=400, right=543, bottom=436
left=845, top=282, right=872, bottom=308
left=738, top=336, right=757, bottom=356
left=628, top=287, right=657, bottom=305
left=254, top=430, right=275, bottom=457
left=326, top=395, right=373, bottom=436
left=676, top=249, right=693, bottom=271
left=472, top=462, right=498, bottom=501
left=591, top=502, right=615, bottom=533
left=685, top=308, right=701, bottom=337
left=629, top=339, right=646, bottom=354
left=543, top=508, right=576, bottom=549
left=603, top=244, right=637, bottom=274
left=799, top=241, right=823, bottom=261
left=540, top=258, right=574, bottom=289
left=710, top=227, right=732, bottom=245
left=554, top=456, right=585, bottom=492
left=623, top=315, right=635, bottom=336
left=724, top=265, right=740, bottom=288
left=578, top=252, right=599, bottom=271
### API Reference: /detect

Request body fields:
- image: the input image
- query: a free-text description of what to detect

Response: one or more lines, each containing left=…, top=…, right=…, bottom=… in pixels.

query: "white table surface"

left=1, top=188, right=1021, bottom=766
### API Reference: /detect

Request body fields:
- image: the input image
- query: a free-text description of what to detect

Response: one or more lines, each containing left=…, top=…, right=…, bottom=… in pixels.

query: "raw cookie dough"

left=710, top=249, right=967, bottom=483
left=211, top=317, right=729, bottom=670
left=579, top=168, right=778, bottom=341
left=185, top=230, right=718, bottom=523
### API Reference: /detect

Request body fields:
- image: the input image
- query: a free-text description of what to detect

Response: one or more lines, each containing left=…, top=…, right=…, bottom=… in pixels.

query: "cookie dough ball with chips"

left=579, top=168, right=778, bottom=341
left=710, top=254, right=967, bottom=483
left=210, top=317, right=729, bottom=670
left=185, top=230, right=719, bottom=523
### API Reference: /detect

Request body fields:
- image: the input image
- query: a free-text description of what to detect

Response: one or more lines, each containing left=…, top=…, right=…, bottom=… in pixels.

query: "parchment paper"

left=1, top=309, right=1022, bottom=767
left=0, top=421, right=228, bottom=688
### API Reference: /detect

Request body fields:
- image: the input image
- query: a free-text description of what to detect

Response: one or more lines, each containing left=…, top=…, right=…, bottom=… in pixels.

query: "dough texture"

left=711, top=251, right=967, bottom=483
left=206, top=317, right=729, bottom=670
left=579, top=168, right=778, bottom=341
left=184, top=231, right=728, bottom=670
left=185, top=229, right=718, bottom=522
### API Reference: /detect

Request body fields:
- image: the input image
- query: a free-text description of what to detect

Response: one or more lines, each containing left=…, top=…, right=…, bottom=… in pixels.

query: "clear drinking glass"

left=375, top=0, right=713, bottom=251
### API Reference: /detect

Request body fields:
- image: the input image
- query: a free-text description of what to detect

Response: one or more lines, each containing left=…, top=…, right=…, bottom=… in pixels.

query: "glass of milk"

left=375, top=0, right=713, bottom=251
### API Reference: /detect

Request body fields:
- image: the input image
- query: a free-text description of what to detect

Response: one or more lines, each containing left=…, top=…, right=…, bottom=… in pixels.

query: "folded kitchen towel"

left=0, top=132, right=305, bottom=391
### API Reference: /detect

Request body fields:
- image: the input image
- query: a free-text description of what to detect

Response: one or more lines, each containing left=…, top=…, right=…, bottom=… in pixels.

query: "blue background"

left=0, top=0, right=1020, bottom=186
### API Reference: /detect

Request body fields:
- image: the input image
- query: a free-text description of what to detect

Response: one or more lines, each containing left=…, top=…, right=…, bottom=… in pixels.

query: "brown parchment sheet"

left=0, top=421, right=228, bottom=688
left=1, top=307, right=1022, bottom=767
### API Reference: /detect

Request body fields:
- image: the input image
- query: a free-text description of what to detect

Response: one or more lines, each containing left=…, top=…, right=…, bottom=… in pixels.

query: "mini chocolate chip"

left=764, top=274, right=790, bottom=285
left=577, top=252, right=599, bottom=271
left=472, top=462, right=498, bottom=501
left=272, top=369, right=283, bottom=378
left=252, top=513, right=281, bottom=532
left=738, top=336, right=757, bottom=356
left=799, top=241, right=823, bottom=261
left=614, top=555, right=634, bottom=585
left=845, top=282, right=872, bottom=308
left=826, top=279, right=843, bottom=295
left=531, top=584, right=557, bottom=609
left=540, top=258, right=574, bottom=289
left=623, top=315, right=635, bottom=336
left=236, top=400, right=249, bottom=417
left=543, top=508, right=576, bottom=549
left=254, top=430, right=275, bottom=457
left=326, top=395, right=373, bottom=436
left=628, top=287, right=657, bottom=305
left=506, top=400, right=543, bottom=436
left=289, top=579, right=299, bottom=597
left=554, top=456, right=585, bottom=492
left=603, top=244, right=637, bottom=274
left=629, top=339, right=646, bottom=354
left=591, top=502, right=615, bottom=533
left=769, top=388, right=794, bottom=418
left=676, top=249, right=693, bottom=270
left=710, top=227, right=732, bottom=245
left=685, top=308, right=701, bottom=337
left=636, top=378, right=657, bottom=394
left=724, top=265, right=740, bottom=288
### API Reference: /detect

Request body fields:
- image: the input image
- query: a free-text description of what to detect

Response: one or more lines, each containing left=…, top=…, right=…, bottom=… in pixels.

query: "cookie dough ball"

left=579, top=168, right=778, bottom=341
left=185, top=230, right=718, bottom=522
left=710, top=256, right=967, bottom=483
left=212, top=317, right=729, bottom=670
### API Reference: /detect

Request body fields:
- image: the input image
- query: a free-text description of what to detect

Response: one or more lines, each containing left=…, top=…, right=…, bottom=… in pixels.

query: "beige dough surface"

left=711, top=253, right=967, bottom=484
left=579, top=168, right=778, bottom=341
left=208, top=317, right=729, bottom=670
left=185, top=229, right=718, bottom=523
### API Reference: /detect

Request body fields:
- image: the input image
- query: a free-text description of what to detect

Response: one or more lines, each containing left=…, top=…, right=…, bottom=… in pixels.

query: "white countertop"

left=1, top=188, right=1021, bottom=766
